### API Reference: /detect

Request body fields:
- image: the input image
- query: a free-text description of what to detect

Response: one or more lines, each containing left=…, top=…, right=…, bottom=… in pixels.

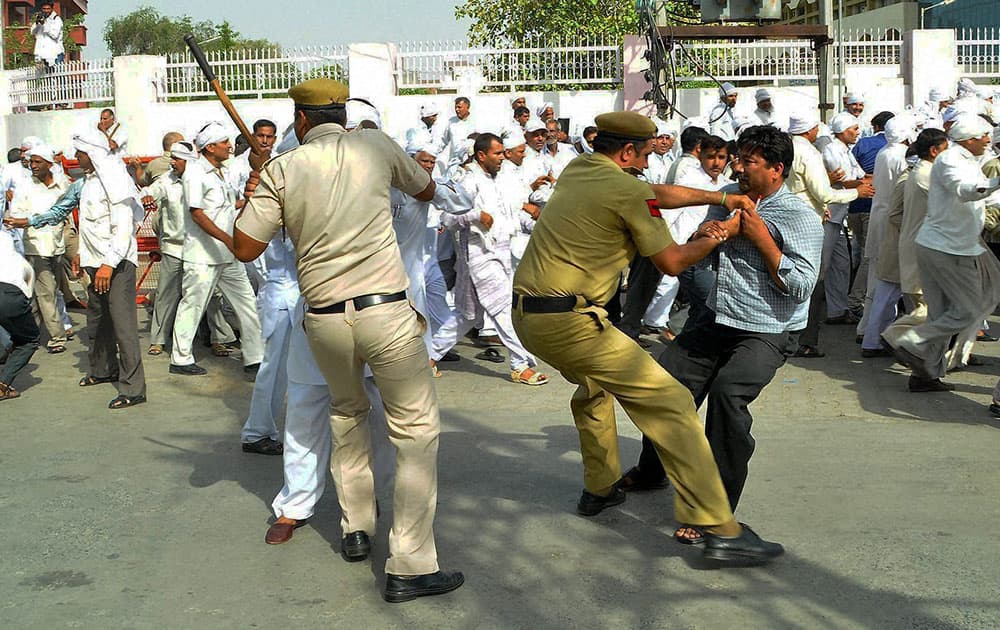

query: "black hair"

left=582, top=125, right=598, bottom=138
left=513, top=106, right=530, bottom=118
left=253, top=119, right=277, bottom=133
left=680, top=126, right=710, bottom=153
left=473, top=133, right=502, bottom=158
left=912, top=128, right=948, bottom=159
left=725, top=139, right=738, bottom=157
left=736, top=125, right=794, bottom=179
left=100, top=108, right=114, bottom=117
left=700, top=134, right=728, bottom=153
left=8, top=148, right=22, bottom=163
left=297, top=107, right=347, bottom=128
left=455, top=96, right=470, bottom=107
left=871, top=111, right=895, bottom=132
left=591, top=133, right=650, bottom=156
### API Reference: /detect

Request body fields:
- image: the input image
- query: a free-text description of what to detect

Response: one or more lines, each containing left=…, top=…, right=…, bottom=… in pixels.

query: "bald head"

left=161, top=131, right=183, bottom=151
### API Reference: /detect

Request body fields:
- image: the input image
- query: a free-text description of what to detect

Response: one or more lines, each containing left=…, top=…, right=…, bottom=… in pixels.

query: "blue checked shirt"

left=704, top=183, right=824, bottom=333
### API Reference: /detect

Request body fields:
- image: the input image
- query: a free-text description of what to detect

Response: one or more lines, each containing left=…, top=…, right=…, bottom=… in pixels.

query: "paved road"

left=3, top=310, right=999, bottom=629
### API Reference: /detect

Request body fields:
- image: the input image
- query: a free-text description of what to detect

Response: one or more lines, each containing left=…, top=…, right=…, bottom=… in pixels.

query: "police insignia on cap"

left=288, top=78, right=349, bottom=110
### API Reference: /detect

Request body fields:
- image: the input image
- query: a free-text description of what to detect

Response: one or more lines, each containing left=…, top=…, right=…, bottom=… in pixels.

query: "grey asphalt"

left=3, top=309, right=999, bottom=629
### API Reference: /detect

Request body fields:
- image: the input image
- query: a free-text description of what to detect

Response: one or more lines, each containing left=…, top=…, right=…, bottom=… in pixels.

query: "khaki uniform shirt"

left=237, top=123, right=431, bottom=308
left=513, top=152, right=673, bottom=307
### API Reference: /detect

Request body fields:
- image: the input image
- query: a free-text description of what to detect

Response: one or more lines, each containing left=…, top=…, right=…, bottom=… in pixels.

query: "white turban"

left=71, top=129, right=139, bottom=208
left=928, top=87, right=952, bottom=103
left=884, top=114, right=917, bottom=144
left=346, top=98, right=381, bottom=130
left=755, top=88, right=772, bottom=103
left=405, top=137, right=438, bottom=157
left=20, top=136, right=44, bottom=151
left=503, top=131, right=526, bottom=150
left=788, top=111, right=819, bottom=135
left=682, top=116, right=708, bottom=131
left=536, top=102, right=554, bottom=117
left=957, top=78, right=978, bottom=97
left=193, top=122, right=229, bottom=151
left=734, top=117, right=757, bottom=138
left=523, top=118, right=546, bottom=133
left=509, top=94, right=524, bottom=106
left=26, top=144, right=54, bottom=163
left=419, top=102, right=439, bottom=118
left=829, top=112, right=860, bottom=135
left=653, top=119, right=672, bottom=137
left=169, top=141, right=199, bottom=162
left=947, top=114, right=992, bottom=142
left=719, top=82, right=737, bottom=97
left=941, top=106, right=962, bottom=123
left=845, top=92, right=864, bottom=106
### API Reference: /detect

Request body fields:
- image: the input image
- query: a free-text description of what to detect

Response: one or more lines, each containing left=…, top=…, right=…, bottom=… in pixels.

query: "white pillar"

left=112, top=55, right=168, bottom=156
left=349, top=43, right=398, bottom=102
left=902, top=29, right=959, bottom=108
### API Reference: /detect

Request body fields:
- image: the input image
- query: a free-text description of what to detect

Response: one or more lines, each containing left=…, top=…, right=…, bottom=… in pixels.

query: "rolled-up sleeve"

left=29, top=179, right=82, bottom=227
left=772, top=218, right=822, bottom=303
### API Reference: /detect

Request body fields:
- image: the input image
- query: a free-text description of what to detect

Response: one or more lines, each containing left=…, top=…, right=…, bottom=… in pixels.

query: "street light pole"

left=921, top=0, right=956, bottom=29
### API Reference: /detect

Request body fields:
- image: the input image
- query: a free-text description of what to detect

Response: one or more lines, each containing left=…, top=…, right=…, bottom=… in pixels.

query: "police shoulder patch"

left=646, top=199, right=661, bottom=218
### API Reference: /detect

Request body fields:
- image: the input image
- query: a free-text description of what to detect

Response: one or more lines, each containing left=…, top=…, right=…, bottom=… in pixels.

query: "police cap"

left=594, top=112, right=657, bottom=142
left=288, top=78, right=349, bottom=111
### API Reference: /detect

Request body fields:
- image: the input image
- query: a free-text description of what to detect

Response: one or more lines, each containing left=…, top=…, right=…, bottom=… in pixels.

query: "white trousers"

left=149, top=253, right=234, bottom=346
left=241, top=312, right=290, bottom=443
left=423, top=259, right=451, bottom=335
left=642, top=274, right=680, bottom=330
left=862, top=280, right=901, bottom=350
left=430, top=304, right=533, bottom=371
left=171, top=260, right=264, bottom=367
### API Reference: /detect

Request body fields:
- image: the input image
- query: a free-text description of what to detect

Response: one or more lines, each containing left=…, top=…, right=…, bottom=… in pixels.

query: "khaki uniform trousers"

left=512, top=305, right=734, bottom=527
left=304, top=299, right=440, bottom=576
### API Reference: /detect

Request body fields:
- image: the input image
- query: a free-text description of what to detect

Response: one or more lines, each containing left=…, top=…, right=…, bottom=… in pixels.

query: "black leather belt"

left=512, top=293, right=579, bottom=313
left=309, top=291, right=407, bottom=315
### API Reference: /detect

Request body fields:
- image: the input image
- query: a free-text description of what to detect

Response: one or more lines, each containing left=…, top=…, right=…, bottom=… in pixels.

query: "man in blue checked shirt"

left=620, top=126, right=823, bottom=545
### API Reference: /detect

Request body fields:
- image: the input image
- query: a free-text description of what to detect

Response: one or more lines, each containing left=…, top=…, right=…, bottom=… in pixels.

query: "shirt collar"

left=951, top=143, right=976, bottom=161
left=302, top=122, right=346, bottom=145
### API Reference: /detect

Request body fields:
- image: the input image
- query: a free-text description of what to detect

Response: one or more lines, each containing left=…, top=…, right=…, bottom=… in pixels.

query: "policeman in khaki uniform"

left=233, top=78, right=465, bottom=603
left=512, top=112, right=784, bottom=564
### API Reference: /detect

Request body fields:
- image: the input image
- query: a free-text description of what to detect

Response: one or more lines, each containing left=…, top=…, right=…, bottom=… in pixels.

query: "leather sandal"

left=211, top=342, right=233, bottom=357
left=147, top=344, right=164, bottom=356
left=47, top=345, right=67, bottom=354
left=674, top=525, right=706, bottom=545
left=108, top=394, right=147, bottom=410
left=79, top=375, right=117, bottom=387
left=0, top=382, right=20, bottom=401
left=511, top=366, right=549, bottom=386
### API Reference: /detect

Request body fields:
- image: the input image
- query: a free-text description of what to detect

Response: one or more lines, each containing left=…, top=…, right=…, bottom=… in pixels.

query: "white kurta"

left=866, top=143, right=910, bottom=263
left=708, top=103, right=737, bottom=141
left=821, top=137, right=866, bottom=225
left=787, top=135, right=858, bottom=219
left=31, top=13, right=64, bottom=65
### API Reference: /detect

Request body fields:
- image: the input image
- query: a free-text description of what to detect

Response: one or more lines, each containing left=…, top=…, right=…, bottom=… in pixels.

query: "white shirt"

left=143, top=170, right=186, bottom=259
left=867, top=142, right=909, bottom=261
left=182, top=156, right=237, bottom=265
left=227, top=152, right=252, bottom=200
left=544, top=143, right=578, bottom=179
left=665, top=153, right=700, bottom=185
left=31, top=13, right=64, bottom=64
left=78, top=174, right=138, bottom=269
left=256, top=234, right=301, bottom=337
left=667, top=166, right=722, bottom=244
left=821, top=137, right=866, bottom=224
left=787, top=135, right=858, bottom=218
left=101, top=123, right=129, bottom=157
left=916, top=144, right=1000, bottom=257
left=643, top=152, right=673, bottom=185
left=10, top=176, right=67, bottom=257
left=441, top=115, right=476, bottom=169
left=708, top=103, right=737, bottom=141
left=446, top=162, right=514, bottom=255
left=0, top=230, right=33, bottom=298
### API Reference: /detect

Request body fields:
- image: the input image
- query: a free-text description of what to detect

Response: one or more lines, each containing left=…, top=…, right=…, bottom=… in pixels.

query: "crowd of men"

left=2, top=73, right=1000, bottom=601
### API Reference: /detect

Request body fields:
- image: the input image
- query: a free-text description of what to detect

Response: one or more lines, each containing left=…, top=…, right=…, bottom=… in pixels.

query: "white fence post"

left=113, top=56, right=169, bottom=156
left=902, top=29, right=959, bottom=108
left=349, top=43, right=398, bottom=100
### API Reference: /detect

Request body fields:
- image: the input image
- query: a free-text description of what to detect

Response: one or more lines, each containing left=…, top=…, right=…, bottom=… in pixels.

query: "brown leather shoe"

left=265, top=518, right=304, bottom=545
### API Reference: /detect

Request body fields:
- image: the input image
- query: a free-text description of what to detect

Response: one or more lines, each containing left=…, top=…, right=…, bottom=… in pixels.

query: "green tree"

left=102, top=6, right=275, bottom=56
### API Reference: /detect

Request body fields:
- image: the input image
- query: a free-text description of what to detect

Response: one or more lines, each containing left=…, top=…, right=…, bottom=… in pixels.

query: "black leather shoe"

left=169, top=363, right=207, bottom=376
left=384, top=570, right=464, bottom=603
left=908, top=376, right=955, bottom=392
left=242, top=437, right=283, bottom=456
left=989, top=403, right=1000, bottom=417
left=703, top=523, right=784, bottom=565
left=341, top=531, right=371, bottom=562
left=576, top=486, right=625, bottom=516
left=244, top=363, right=261, bottom=382
left=861, top=347, right=892, bottom=358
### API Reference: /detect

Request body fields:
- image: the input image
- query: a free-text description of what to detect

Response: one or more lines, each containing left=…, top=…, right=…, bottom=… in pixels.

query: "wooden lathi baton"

left=183, top=34, right=263, bottom=156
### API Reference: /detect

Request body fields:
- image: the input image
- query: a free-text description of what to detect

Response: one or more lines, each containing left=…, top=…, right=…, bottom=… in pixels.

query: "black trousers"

left=615, top=254, right=663, bottom=338
left=636, top=320, right=796, bottom=511
left=84, top=262, right=146, bottom=398
left=0, top=283, right=40, bottom=387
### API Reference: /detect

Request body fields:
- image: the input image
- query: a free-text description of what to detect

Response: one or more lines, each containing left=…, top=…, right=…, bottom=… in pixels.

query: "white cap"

left=755, top=88, right=772, bottom=103
left=419, top=102, right=439, bottom=118
left=845, top=92, right=864, bottom=105
left=653, top=119, right=672, bottom=137
left=829, top=112, right=860, bottom=134
left=682, top=116, right=708, bottom=131
left=20, top=136, right=44, bottom=150
left=26, top=144, right=54, bottom=163
left=948, top=113, right=992, bottom=142
left=346, top=98, right=381, bottom=130
left=928, top=87, right=952, bottom=103
left=503, top=131, right=526, bottom=150
left=884, top=113, right=917, bottom=144
left=523, top=118, right=546, bottom=133
left=536, top=102, right=554, bottom=117
left=509, top=94, right=524, bottom=106
left=788, top=111, right=819, bottom=135
left=719, top=82, right=737, bottom=97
